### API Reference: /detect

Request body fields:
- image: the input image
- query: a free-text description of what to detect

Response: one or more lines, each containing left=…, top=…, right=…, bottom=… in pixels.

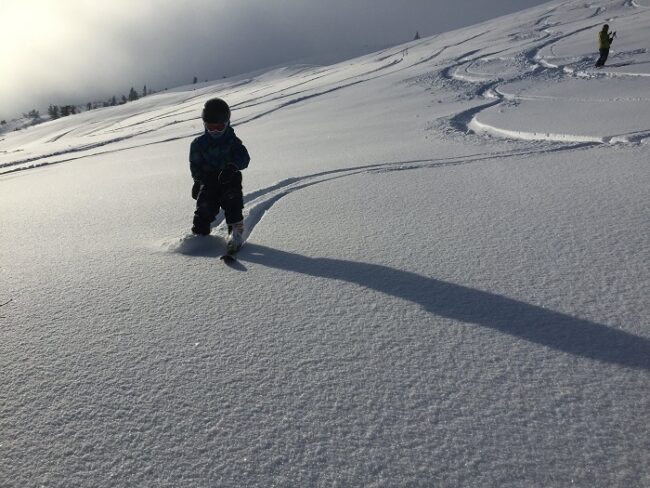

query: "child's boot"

left=227, top=221, right=244, bottom=253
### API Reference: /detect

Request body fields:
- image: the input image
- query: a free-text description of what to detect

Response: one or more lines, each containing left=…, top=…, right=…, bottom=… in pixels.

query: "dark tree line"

left=45, top=85, right=153, bottom=120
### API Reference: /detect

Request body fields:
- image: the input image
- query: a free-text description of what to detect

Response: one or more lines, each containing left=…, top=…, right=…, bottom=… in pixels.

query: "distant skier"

left=595, top=24, right=615, bottom=67
left=189, top=98, right=250, bottom=252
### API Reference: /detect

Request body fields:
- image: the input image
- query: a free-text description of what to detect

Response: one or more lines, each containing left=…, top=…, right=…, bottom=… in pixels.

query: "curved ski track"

left=431, top=2, right=650, bottom=145
left=199, top=142, right=597, bottom=247
left=3, top=1, right=650, bottom=176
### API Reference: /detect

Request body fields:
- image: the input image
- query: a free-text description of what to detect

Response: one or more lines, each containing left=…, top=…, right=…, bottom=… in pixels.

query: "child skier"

left=189, top=98, right=250, bottom=252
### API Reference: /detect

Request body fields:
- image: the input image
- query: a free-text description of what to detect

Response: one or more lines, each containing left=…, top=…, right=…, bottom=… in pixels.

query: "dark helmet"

left=602, top=24, right=609, bottom=31
left=202, top=98, right=231, bottom=123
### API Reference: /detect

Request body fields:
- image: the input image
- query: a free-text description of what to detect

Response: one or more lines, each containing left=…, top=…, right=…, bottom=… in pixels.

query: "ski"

left=220, top=242, right=242, bottom=263
left=220, top=252, right=237, bottom=263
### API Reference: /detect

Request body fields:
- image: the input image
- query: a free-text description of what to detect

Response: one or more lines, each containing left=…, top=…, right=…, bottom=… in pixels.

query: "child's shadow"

left=239, top=244, right=650, bottom=371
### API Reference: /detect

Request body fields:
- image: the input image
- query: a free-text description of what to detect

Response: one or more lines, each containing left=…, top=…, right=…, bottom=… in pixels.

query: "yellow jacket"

left=599, top=30, right=612, bottom=49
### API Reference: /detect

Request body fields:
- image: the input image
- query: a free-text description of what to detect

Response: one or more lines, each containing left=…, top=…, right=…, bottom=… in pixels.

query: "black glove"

left=218, top=164, right=238, bottom=185
left=191, top=180, right=201, bottom=200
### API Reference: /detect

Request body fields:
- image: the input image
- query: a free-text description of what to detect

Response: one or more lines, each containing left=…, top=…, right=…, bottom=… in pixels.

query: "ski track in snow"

left=1, top=4, right=648, bottom=169
left=164, top=141, right=599, bottom=258
left=0, top=54, right=416, bottom=175
left=429, top=6, right=650, bottom=145
left=161, top=144, right=650, bottom=372
left=5, top=4, right=649, bottom=176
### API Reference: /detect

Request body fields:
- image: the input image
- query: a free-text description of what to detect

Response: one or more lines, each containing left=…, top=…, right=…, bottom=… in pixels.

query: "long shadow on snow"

left=240, top=244, right=649, bottom=371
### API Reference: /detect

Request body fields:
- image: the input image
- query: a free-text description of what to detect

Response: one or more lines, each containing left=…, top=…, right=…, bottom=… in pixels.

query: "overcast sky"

left=1, top=0, right=549, bottom=120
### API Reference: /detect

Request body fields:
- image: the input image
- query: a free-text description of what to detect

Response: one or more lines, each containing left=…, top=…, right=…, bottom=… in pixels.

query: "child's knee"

left=220, top=183, right=243, bottom=207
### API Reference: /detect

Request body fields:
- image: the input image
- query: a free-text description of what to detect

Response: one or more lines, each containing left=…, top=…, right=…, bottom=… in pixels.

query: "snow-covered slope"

left=1, top=1, right=648, bottom=486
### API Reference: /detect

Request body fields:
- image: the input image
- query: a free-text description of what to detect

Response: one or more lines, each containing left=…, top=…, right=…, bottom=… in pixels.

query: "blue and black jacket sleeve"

left=189, top=138, right=206, bottom=181
left=230, top=134, right=250, bottom=171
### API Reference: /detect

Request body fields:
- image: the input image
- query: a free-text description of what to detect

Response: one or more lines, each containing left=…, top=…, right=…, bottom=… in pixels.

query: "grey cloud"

left=1, top=0, right=547, bottom=120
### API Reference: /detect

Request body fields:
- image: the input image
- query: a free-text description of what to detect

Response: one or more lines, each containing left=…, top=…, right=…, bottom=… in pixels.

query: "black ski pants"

left=595, top=48, right=609, bottom=67
left=192, top=171, right=243, bottom=235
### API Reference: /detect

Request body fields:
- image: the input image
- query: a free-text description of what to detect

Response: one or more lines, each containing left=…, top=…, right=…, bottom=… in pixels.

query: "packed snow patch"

left=160, top=233, right=225, bottom=256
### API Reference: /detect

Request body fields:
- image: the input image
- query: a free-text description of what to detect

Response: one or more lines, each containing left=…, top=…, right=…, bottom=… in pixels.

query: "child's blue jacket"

left=189, top=127, right=250, bottom=181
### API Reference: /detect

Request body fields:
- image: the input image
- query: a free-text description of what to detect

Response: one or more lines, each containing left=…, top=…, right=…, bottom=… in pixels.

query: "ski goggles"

left=204, top=121, right=229, bottom=133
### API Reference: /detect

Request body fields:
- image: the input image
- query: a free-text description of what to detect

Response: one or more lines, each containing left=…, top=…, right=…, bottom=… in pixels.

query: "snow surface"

left=1, top=1, right=649, bottom=486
